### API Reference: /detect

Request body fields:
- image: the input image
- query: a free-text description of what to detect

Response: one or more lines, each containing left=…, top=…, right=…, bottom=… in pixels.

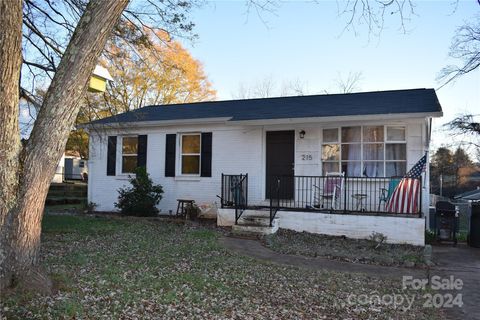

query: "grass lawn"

left=1, top=215, right=444, bottom=319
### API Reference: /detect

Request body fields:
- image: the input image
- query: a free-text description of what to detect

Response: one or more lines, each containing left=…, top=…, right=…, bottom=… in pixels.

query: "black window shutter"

left=165, top=134, right=176, bottom=177
left=107, top=136, right=117, bottom=176
left=137, top=135, right=148, bottom=169
left=201, top=132, right=212, bottom=177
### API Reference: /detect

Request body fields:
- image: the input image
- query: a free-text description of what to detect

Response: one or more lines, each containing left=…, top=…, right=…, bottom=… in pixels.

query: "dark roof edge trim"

left=81, top=112, right=443, bottom=131
left=80, top=117, right=232, bottom=130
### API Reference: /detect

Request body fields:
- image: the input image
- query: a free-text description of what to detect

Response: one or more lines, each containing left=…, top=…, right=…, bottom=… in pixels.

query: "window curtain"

left=341, top=127, right=361, bottom=176
left=342, top=144, right=361, bottom=176
left=363, top=144, right=384, bottom=177
left=347, top=145, right=361, bottom=176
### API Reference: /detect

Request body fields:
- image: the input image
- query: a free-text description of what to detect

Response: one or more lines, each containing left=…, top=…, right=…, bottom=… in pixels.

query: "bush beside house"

left=115, top=167, right=164, bottom=216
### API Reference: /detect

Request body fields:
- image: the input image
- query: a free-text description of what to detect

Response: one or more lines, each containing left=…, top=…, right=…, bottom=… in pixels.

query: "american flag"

left=386, top=154, right=427, bottom=214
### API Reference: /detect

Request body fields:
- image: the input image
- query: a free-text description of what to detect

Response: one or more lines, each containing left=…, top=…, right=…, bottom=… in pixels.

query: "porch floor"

left=224, top=202, right=420, bottom=218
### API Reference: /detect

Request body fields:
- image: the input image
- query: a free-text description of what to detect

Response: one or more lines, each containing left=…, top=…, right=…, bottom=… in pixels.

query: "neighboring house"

left=52, top=153, right=66, bottom=183
left=64, top=151, right=88, bottom=180
left=85, top=88, right=443, bottom=245
left=454, top=187, right=480, bottom=202
left=52, top=151, right=88, bottom=183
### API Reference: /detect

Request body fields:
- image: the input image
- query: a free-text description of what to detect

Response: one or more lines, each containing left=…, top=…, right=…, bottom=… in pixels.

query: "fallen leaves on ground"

left=1, top=215, right=442, bottom=319
left=265, top=229, right=426, bottom=268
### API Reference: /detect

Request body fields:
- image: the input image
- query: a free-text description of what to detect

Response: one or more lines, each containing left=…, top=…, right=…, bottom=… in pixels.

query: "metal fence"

left=450, top=201, right=471, bottom=235
left=429, top=197, right=471, bottom=236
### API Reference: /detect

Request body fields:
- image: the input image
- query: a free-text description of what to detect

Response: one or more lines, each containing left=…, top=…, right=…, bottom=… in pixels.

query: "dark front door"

left=266, top=130, right=295, bottom=199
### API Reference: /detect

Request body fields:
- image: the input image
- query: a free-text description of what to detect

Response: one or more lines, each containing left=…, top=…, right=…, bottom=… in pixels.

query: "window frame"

left=384, top=126, right=407, bottom=177
left=179, top=133, right=202, bottom=176
left=121, top=135, right=138, bottom=174
left=321, top=125, right=407, bottom=177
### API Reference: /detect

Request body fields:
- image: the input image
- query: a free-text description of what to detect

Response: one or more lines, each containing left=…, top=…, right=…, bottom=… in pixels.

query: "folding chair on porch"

left=378, top=177, right=402, bottom=211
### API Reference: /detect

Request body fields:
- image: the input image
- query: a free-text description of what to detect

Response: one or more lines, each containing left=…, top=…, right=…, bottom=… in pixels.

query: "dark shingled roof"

left=89, top=88, right=442, bottom=125
left=454, top=188, right=480, bottom=201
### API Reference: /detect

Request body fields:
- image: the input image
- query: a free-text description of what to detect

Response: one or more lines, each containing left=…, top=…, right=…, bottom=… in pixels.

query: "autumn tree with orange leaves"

left=66, top=28, right=216, bottom=158
left=103, top=28, right=216, bottom=114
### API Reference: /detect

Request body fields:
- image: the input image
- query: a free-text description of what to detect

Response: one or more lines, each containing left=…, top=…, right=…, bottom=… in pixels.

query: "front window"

left=122, top=136, right=138, bottom=173
left=181, top=134, right=201, bottom=175
left=322, top=126, right=406, bottom=177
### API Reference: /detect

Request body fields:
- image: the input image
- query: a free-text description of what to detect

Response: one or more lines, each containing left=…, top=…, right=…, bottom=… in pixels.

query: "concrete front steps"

left=231, top=209, right=279, bottom=237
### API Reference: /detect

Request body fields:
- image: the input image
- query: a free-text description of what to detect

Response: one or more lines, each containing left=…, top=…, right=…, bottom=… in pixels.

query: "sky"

left=180, top=0, right=479, bottom=151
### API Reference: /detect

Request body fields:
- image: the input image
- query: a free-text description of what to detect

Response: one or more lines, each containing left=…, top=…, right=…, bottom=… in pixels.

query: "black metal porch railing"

left=220, top=174, right=248, bottom=224
left=269, top=177, right=280, bottom=227
left=219, top=173, right=422, bottom=227
left=269, top=175, right=422, bottom=216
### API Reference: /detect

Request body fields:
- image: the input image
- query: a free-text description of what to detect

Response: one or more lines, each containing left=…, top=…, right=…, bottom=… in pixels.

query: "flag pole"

left=421, top=150, right=428, bottom=217
left=422, top=151, right=428, bottom=190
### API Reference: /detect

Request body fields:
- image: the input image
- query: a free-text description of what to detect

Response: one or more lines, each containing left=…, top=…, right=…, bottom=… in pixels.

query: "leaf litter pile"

left=265, top=229, right=426, bottom=268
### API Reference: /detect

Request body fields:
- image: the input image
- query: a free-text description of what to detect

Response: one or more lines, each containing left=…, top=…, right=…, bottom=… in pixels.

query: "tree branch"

left=24, top=0, right=75, bottom=33
left=22, top=60, right=56, bottom=72
left=437, top=14, right=480, bottom=87
left=22, top=17, right=64, bottom=55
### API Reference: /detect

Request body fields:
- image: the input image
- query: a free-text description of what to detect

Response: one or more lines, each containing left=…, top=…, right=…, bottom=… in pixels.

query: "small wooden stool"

left=176, top=199, right=195, bottom=218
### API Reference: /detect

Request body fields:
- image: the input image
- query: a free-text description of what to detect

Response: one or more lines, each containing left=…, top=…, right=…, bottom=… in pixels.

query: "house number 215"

left=301, top=154, right=313, bottom=161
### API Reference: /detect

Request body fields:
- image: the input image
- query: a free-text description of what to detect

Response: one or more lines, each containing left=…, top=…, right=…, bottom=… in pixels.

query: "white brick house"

left=85, top=89, right=442, bottom=245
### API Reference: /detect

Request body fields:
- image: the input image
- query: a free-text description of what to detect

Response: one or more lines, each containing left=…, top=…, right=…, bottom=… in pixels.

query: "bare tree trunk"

left=0, top=0, right=129, bottom=291
left=0, top=0, right=23, bottom=289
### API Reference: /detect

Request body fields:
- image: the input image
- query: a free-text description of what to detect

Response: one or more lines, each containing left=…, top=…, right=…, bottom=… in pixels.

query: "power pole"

left=439, top=174, right=443, bottom=197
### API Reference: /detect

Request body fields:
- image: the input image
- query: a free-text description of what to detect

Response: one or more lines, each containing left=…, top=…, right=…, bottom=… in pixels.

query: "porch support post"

left=221, top=173, right=224, bottom=209
left=343, top=174, right=347, bottom=214
left=418, top=178, right=422, bottom=218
